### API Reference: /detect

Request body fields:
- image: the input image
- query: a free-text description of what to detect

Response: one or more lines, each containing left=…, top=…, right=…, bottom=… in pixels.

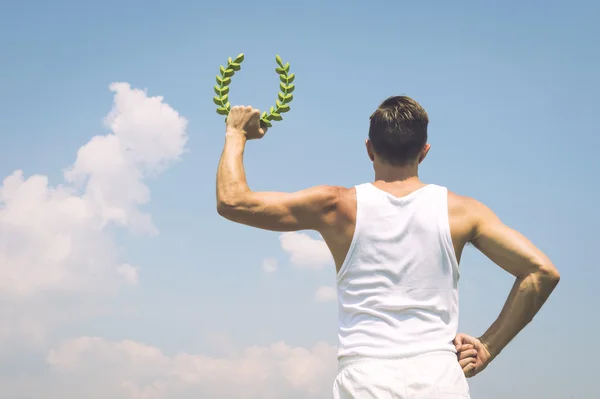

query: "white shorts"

left=333, top=351, right=471, bottom=399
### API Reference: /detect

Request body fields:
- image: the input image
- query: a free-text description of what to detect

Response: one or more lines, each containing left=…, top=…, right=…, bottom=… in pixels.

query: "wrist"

left=478, top=334, right=499, bottom=359
left=225, top=128, right=247, bottom=141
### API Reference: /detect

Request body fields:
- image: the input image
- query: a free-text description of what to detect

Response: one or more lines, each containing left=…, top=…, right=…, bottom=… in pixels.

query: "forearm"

left=480, top=270, right=559, bottom=358
left=216, top=133, right=250, bottom=209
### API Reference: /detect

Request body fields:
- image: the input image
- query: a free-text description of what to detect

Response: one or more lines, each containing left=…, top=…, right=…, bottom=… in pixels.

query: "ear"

left=365, top=139, right=375, bottom=162
left=418, top=143, right=431, bottom=164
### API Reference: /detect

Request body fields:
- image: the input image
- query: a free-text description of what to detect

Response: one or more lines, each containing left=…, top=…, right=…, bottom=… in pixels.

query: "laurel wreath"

left=213, top=54, right=295, bottom=128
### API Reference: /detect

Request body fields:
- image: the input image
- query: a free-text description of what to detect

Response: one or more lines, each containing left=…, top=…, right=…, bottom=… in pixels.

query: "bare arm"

left=469, top=200, right=560, bottom=358
left=216, top=132, right=340, bottom=232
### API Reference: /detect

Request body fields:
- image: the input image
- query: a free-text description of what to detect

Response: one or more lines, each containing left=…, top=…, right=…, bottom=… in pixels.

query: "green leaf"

left=214, top=53, right=295, bottom=125
left=275, top=55, right=284, bottom=68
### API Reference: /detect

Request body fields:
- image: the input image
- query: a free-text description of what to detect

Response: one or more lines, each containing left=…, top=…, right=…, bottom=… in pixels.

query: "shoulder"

left=447, top=190, right=473, bottom=207
left=447, top=190, right=490, bottom=216
left=300, top=186, right=356, bottom=232
left=446, top=190, right=496, bottom=240
left=309, top=186, right=356, bottom=238
left=304, top=185, right=354, bottom=211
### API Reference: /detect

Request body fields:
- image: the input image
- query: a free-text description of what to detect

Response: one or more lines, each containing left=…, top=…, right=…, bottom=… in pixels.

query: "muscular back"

left=321, top=183, right=477, bottom=273
left=320, top=181, right=552, bottom=280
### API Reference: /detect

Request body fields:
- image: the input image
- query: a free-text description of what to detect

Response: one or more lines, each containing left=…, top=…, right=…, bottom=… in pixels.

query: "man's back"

left=334, top=183, right=459, bottom=360
left=320, top=181, right=481, bottom=274
left=322, top=181, right=475, bottom=397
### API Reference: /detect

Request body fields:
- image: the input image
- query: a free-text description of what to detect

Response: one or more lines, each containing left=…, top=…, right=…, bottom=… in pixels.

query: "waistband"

left=337, top=350, right=456, bottom=373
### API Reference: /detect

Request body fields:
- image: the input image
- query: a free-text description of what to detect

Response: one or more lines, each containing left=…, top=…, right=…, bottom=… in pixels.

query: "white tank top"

left=336, top=183, right=460, bottom=360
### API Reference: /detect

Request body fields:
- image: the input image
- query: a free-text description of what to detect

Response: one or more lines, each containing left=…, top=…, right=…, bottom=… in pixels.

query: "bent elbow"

left=538, top=263, right=560, bottom=286
left=217, top=198, right=250, bottom=223
left=217, top=199, right=236, bottom=218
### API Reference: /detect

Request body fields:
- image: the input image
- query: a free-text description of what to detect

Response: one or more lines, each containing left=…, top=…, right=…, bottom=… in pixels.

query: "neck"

left=373, top=163, right=420, bottom=183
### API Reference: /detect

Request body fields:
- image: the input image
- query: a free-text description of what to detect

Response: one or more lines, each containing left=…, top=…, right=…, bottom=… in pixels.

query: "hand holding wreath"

left=226, top=106, right=267, bottom=140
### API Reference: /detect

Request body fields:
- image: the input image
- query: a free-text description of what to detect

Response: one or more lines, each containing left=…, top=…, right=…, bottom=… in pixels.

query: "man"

left=216, top=97, right=560, bottom=398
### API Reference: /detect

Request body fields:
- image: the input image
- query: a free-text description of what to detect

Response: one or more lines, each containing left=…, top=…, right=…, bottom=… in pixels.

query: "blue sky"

left=0, top=0, right=598, bottom=397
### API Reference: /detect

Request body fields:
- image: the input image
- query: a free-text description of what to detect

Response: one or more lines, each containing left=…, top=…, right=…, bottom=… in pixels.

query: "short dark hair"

left=368, top=96, right=429, bottom=165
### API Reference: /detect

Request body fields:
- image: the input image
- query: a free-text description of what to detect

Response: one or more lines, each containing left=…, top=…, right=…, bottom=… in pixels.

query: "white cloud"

left=64, top=82, right=188, bottom=235
left=279, top=232, right=333, bottom=270
left=36, top=337, right=337, bottom=399
left=262, top=258, right=278, bottom=273
left=0, top=82, right=187, bottom=345
left=314, top=286, right=336, bottom=303
left=117, top=264, right=139, bottom=285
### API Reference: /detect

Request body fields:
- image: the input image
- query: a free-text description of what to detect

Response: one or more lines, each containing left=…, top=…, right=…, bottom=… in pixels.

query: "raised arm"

left=216, top=105, right=341, bottom=232
left=467, top=199, right=560, bottom=363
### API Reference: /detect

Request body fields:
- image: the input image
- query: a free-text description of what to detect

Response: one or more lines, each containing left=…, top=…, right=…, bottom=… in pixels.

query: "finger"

left=455, top=344, right=472, bottom=359
left=459, top=357, right=477, bottom=368
left=459, top=334, right=478, bottom=347
left=259, top=119, right=269, bottom=132
left=453, top=334, right=464, bottom=349
left=458, top=349, right=478, bottom=360
left=463, top=363, right=477, bottom=378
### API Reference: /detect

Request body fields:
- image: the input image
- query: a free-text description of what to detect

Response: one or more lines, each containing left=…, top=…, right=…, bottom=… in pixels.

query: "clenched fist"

left=454, top=333, right=493, bottom=378
left=226, top=105, right=268, bottom=140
